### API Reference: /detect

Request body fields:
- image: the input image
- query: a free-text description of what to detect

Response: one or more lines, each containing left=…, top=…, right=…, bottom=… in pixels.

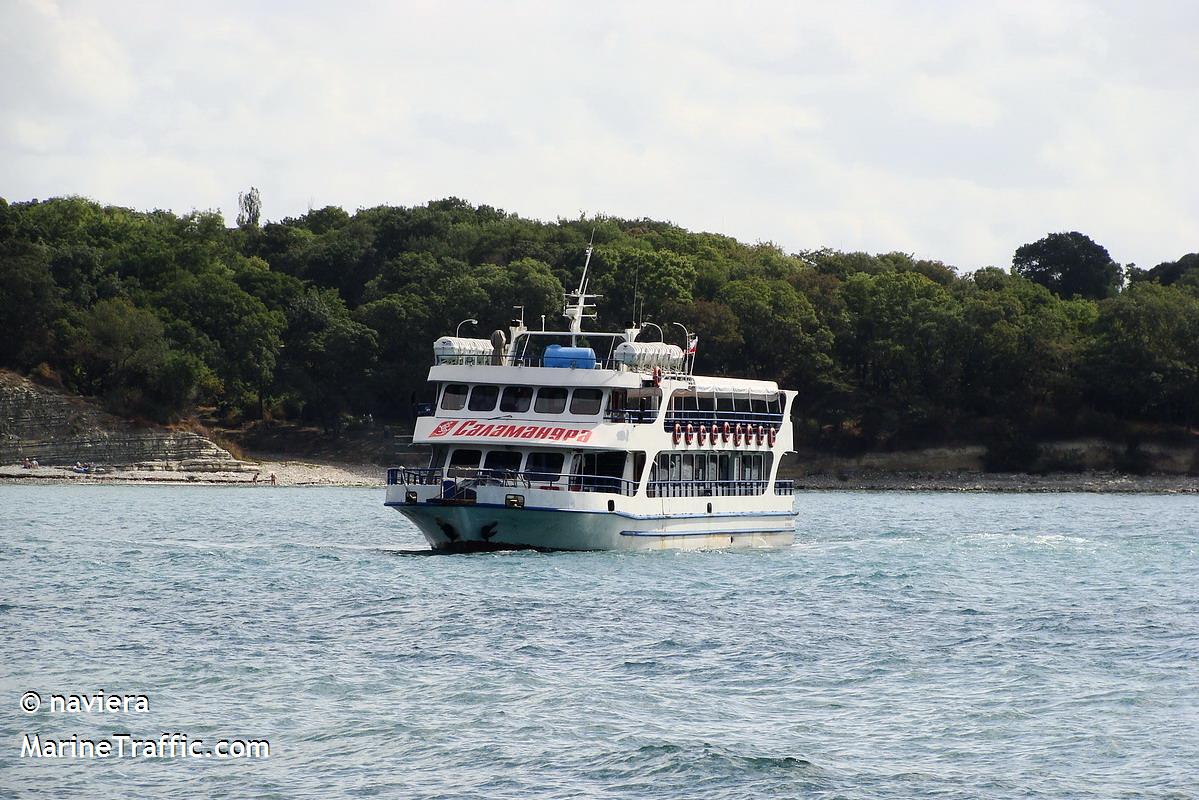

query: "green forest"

left=2, top=193, right=1197, bottom=464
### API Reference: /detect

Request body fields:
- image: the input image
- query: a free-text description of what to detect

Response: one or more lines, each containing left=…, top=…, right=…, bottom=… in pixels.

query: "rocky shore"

left=0, top=460, right=384, bottom=487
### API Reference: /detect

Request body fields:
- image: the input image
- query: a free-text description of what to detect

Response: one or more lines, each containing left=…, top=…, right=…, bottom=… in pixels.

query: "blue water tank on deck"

left=543, top=344, right=597, bottom=369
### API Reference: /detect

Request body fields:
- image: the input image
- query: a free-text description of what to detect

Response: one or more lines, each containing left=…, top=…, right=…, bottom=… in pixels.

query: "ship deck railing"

left=661, top=410, right=786, bottom=429
left=388, top=467, right=637, bottom=496
left=433, top=354, right=687, bottom=375
left=389, top=468, right=797, bottom=498
left=603, top=410, right=787, bottom=426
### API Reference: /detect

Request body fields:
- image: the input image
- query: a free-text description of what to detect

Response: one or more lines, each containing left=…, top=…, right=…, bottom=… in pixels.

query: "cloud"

left=1, top=0, right=1196, bottom=270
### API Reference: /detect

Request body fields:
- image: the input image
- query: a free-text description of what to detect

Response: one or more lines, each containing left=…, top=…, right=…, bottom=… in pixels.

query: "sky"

left=2, top=0, right=1196, bottom=271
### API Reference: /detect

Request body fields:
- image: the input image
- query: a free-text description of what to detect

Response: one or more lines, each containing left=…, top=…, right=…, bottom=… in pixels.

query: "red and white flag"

left=686, top=335, right=698, bottom=355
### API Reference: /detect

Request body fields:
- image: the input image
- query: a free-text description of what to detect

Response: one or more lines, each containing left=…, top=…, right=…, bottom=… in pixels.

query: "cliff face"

left=0, top=371, right=250, bottom=471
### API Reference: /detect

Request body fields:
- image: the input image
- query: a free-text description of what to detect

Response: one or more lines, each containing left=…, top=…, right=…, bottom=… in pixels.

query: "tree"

left=718, top=278, right=835, bottom=408
left=838, top=271, right=965, bottom=442
left=277, top=290, right=378, bottom=427
left=1012, top=232, right=1122, bottom=300
left=159, top=272, right=284, bottom=410
left=661, top=299, right=744, bottom=377
left=237, top=187, right=262, bottom=229
left=1133, top=252, right=1199, bottom=286
left=1085, top=283, right=1199, bottom=425
left=68, top=298, right=209, bottom=420
left=0, top=244, right=60, bottom=368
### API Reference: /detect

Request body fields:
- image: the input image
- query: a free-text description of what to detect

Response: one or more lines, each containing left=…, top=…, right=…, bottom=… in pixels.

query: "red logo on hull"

left=428, top=419, right=593, bottom=443
left=430, top=420, right=458, bottom=437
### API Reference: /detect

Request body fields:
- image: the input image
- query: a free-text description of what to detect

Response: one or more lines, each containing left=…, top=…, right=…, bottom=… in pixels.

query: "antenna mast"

left=564, top=230, right=601, bottom=340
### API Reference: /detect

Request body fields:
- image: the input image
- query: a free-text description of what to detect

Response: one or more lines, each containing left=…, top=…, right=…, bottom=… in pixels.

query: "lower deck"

left=385, top=474, right=797, bottom=551
left=389, top=500, right=796, bottom=552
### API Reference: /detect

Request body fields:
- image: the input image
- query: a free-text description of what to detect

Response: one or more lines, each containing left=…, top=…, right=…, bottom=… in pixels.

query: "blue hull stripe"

left=619, top=528, right=793, bottom=538
left=384, top=500, right=794, bottom=521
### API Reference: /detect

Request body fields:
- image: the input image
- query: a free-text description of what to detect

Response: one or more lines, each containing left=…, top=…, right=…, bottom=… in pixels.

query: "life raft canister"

left=768, top=426, right=778, bottom=447
left=722, top=421, right=731, bottom=444
left=685, top=423, right=694, bottom=445
left=733, top=423, right=744, bottom=446
left=673, top=422, right=681, bottom=445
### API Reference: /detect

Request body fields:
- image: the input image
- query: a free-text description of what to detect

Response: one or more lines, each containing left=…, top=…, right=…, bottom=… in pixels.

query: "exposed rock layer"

left=0, top=371, right=251, bottom=472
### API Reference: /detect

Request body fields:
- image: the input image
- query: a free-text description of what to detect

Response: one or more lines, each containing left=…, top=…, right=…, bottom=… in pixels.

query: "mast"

left=564, top=231, right=601, bottom=344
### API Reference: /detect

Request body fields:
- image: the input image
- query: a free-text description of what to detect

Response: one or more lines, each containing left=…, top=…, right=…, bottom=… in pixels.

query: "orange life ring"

left=696, top=424, right=706, bottom=446
left=767, top=426, right=777, bottom=447
left=756, top=425, right=765, bottom=446
left=733, top=423, right=743, bottom=446
left=722, top=422, right=730, bottom=444
left=673, top=422, right=681, bottom=445
left=685, top=423, right=694, bottom=445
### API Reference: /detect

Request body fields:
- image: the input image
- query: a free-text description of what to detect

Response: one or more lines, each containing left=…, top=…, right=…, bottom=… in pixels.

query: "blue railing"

left=646, top=479, right=770, bottom=497
left=389, top=468, right=637, bottom=496
left=389, top=468, right=794, bottom=499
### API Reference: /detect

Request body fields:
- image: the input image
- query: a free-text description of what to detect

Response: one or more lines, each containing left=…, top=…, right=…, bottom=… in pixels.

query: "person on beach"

left=269, top=472, right=277, bottom=486
left=252, top=471, right=260, bottom=483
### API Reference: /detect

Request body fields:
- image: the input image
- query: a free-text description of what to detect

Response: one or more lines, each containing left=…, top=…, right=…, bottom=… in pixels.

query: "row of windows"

left=668, top=393, right=783, bottom=414
left=441, top=384, right=604, bottom=415
left=650, top=452, right=770, bottom=482
left=446, top=448, right=565, bottom=478
left=435, top=447, right=769, bottom=484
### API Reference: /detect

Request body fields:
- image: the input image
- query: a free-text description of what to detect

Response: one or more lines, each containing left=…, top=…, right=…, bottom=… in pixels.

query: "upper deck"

left=412, top=243, right=794, bottom=453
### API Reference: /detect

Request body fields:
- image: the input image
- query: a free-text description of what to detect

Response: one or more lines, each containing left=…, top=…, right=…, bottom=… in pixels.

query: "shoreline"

left=2, top=464, right=1197, bottom=493
left=787, top=470, right=1198, bottom=493
left=0, top=461, right=385, bottom=488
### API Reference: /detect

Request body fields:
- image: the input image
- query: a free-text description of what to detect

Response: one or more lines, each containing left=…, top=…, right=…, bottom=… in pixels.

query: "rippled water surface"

left=2, top=486, right=1197, bottom=798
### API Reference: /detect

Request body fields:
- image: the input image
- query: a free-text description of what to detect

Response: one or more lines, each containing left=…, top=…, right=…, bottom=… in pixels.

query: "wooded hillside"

left=2, top=194, right=1196, bottom=462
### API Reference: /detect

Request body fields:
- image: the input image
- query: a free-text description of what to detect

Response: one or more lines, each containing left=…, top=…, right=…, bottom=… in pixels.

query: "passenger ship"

left=385, top=249, right=797, bottom=551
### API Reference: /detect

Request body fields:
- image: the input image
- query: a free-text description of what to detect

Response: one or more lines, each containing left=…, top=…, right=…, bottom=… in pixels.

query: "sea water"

left=1, top=486, right=1196, bottom=798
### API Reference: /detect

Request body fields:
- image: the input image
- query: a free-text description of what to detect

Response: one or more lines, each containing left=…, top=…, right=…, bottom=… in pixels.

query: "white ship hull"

left=390, top=502, right=795, bottom=552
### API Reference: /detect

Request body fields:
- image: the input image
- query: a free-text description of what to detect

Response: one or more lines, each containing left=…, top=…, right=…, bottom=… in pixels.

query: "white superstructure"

left=385, top=246, right=797, bottom=551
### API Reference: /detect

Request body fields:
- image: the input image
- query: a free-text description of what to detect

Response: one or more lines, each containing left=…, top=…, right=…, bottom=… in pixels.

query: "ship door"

left=571, top=450, right=628, bottom=494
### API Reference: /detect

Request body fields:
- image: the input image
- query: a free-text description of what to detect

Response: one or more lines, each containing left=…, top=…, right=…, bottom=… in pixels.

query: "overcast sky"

left=3, top=0, right=1196, bottom=271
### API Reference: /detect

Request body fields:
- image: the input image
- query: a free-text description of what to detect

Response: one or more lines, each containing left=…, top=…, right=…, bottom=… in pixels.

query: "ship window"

left=442, top=384, right=468, bottom=410
left=740, top=454, right=763, bottom=481
left=716, top=392, right=734, bottom=412
left=468, top=385, right=498, bottom=411
left=448, top=449, right=481, bottom=477
left=681, top=454, right=694, bottom=481
left=483, top=450, right=521, bottom=473
left=500, top=385, right=533, bottom=413
left=668, top=453, right=681, bottom=482
left=534, top=387, right=567, bottom=414
left=751, top=396, right=768, bottom=414
left=428, top=445, right=448, bottom=469
left=570, top=388, right=603, bottom=415
left=526, top=452, right=564, bottom=482
left=697, top=393, right=715, bottom=412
